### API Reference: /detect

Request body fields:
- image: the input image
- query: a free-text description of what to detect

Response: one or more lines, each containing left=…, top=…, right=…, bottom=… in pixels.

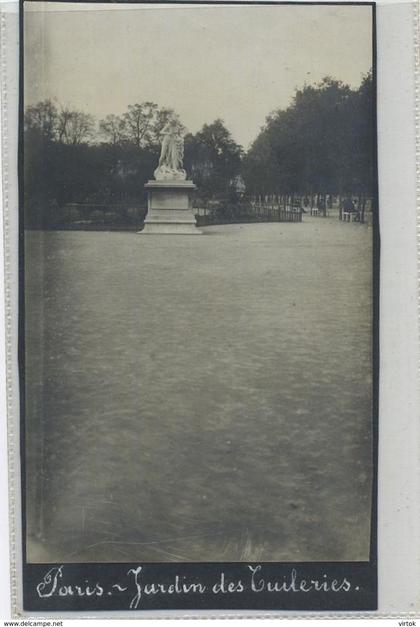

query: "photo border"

left=18, top=0, right=379, bottom=613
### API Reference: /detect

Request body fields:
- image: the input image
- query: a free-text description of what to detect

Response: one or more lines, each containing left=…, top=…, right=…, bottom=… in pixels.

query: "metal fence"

left=194, top=197, right=303, bottom=226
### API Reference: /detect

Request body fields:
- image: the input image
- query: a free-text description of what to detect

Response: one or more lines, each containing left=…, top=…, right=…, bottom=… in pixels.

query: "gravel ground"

left=25, top=219, right=373, bottom=563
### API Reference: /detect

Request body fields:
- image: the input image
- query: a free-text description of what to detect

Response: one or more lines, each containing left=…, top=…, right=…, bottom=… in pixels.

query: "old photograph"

left=23, top=1, right=376, bottom=566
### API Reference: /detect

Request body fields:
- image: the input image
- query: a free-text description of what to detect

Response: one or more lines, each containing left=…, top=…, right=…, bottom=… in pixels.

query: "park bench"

left=310, top=207, right=329, bottom=217
left=342, top=211, right=359, bottom=222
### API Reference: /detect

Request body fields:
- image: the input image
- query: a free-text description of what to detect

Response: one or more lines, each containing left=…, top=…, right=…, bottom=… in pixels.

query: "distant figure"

left=343, top=197, right=355, bottom=213
left=342, top=197, right=359, bottom=221
left=318, top=196, right=326, bottom=216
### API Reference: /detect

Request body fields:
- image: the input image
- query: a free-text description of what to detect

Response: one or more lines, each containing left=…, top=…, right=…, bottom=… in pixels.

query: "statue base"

left=140, top=180, right=202, bottom=235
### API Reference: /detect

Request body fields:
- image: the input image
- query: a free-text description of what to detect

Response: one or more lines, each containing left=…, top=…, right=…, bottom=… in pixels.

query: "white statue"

left=154, top=118, right=187, bottom=181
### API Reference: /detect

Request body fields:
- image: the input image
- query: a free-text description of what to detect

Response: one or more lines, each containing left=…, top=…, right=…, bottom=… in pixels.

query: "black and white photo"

left=21, top=0, right=378, bottom=612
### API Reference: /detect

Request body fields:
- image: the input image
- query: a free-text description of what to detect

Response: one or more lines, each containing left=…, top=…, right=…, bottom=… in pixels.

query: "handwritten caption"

left=36, top=565, right=358, bottom=609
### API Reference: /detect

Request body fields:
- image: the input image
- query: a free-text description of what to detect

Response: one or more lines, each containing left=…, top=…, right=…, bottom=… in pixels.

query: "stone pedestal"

left=140, top=180, right=202, bottom=235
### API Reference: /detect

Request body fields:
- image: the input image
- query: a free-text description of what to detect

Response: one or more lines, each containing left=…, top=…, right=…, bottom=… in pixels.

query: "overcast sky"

left=24, top=2, right=373, bottom=148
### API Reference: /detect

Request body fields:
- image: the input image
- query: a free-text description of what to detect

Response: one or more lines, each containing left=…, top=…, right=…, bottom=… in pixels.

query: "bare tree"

left=122, top=102, right=159, bottom=148
left=24, top=99, right=59, bottom=142
left=57, top=107, right=95, bottom=145
left=99, top=114, right=126, bottom=146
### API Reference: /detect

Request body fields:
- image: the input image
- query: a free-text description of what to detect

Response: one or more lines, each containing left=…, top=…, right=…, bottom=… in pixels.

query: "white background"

left=0, top=0, right=418, bottom=620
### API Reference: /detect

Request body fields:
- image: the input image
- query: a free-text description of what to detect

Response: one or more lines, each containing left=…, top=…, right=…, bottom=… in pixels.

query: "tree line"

left=244, top=73, right=374, bottom=209
left=24, top=73, right=374, bottom=228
